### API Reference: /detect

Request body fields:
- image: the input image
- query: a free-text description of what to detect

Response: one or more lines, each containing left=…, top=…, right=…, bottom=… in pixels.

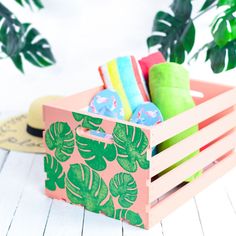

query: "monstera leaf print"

left=115, top=209, right=144, bottom=228
left=44, top=154, right=65, bottom=191
left=113, top=123, right=149, bottom=172
left=109, top=173, right=137, bottom=208
left=66, top=163, right=115, bottom=217
left=76, top=133, right=116, bottom=171
left=72, top=112, right=104, bottom=132
left=45, top=122, right=74, bottom=162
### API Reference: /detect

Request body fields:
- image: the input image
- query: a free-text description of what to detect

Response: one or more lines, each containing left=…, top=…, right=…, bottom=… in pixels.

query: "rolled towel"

left=99, top=56, right=149, bottom=120
left=149, top=62, right=202, bottom=182
left=139, top=52, right=165, bottom=84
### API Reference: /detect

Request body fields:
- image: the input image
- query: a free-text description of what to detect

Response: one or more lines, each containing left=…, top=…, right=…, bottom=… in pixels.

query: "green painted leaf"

left=113, top=123, right=149, bottom=172
left=200, top=0, right=217, bottom=11
left=66, top=163, right=115, bottom=217
left=115, top=209, right=144, bottom=228
left=15, top=0, right=44, bottom=9
left=76, top=132, right=116, bottom=171
left=44, top=154, right=65, bottom=191
left=45, top=122, right=74, bottom=162
left=147, top=0, right=195, bottom=64
left=72, top=112, right=104, bottom=131
left=109, top=173, right=137, bottom=208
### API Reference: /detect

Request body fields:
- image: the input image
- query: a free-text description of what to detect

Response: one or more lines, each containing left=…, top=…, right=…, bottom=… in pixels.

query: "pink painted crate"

left=43, top=79, right=236, bottom=229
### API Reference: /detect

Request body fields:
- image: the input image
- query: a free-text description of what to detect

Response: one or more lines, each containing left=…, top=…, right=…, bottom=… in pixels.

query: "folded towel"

left=139, top=52, right=165, bottom=84
left=99, top=56, right=149, bottom=120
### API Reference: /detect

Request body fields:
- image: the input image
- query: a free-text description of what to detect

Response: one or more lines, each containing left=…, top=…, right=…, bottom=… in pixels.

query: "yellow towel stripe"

left=107, top=60, right=132, bottom=120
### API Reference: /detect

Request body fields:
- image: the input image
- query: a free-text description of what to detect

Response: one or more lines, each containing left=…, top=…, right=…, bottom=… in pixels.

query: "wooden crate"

left=43, top=80, right=236, bottom=229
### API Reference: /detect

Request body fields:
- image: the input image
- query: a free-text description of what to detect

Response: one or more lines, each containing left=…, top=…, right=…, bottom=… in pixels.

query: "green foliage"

left=115, top=209, right=144, bottom=228
left=147, top=0, right=195, bottom=63
left=109, top=173, right=137, bottom=208
left=44, top=154, right=65, bottom=191
left=112, top=123, right=149, bottom=172
left=0, top=1, right=55, bottom=72
left=66, top=163, right=115, bottom=217
left=15, top=0, right=44, bottom=9
left=45, top=122, right=74, bottom=162
left=76, top=132, right=117, bottom=171
left=72, top=112, right=105, bottom=132
left=148, top=0, right=236, bottom=73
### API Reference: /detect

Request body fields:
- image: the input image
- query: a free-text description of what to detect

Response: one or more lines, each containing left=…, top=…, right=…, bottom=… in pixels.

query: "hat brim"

left=0, top=114, right=44, bottom=153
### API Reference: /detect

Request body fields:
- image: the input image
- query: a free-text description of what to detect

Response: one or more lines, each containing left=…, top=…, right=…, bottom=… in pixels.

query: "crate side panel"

left=149, top=129, right=236, bottom=202
left=43, top=108, right=151, bottom=229
left=148, top=152, right=236, bottom=228
left=150, top=87, right=236, bottom=147
left=150, top=110, right=236, bottom=176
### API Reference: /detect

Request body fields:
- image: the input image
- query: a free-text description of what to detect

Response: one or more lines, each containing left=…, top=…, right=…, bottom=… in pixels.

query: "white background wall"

left=0, top=0, right=235, bottom=111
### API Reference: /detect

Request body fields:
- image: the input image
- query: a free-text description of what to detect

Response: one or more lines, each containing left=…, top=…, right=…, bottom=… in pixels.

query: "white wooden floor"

left=1, top=115, right=236, bottom=236
left=1, top=150, right=236, bottom=236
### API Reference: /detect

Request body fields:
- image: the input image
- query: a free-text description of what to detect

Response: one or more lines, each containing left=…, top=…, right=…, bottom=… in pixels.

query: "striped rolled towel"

left=98, top=56, right=150, bottom=120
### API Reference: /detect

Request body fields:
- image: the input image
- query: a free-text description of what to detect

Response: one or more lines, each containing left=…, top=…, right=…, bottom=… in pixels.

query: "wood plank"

left=161, top=199, right=203, bottom=236
left=195, top=179, right=236, bottom=236
left=150, top=87, right=236, bottom=147
left=123, top=221, right=163, bottom=236
left=0, top=151, right=35, bottom=236
left=150, top=110, right=236, bottom=176
left=44, top=200, right=84, bottom=236
left=149, top=152, right=236, bottom=227
left=83, top=210, right=122, bottom=236
left=150, top=130, right=236, bottom=202
left=6, top=154, right=52, bottom=236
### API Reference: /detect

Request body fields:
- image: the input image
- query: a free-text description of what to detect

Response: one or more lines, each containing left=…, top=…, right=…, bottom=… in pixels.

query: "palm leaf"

left=112, top=123, right=149, bottom=172
left=45, top=122, right=74, bottom=162
left=66, top=163, right=115, bottom=217
left=109, top=172, right=137, bottom=208
left=76, top=132, right=116, bottom=171
left=115, top=209, right=144, bottom=228
left=44, top=154, right=65, bottom=191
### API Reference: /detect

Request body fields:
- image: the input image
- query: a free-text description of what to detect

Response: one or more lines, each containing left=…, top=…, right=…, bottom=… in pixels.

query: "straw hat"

left=0, top=96, right=62, bottom=153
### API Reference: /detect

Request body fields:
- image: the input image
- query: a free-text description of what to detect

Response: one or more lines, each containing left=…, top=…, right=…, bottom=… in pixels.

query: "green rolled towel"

left=149, top=62, right=201, bottom=182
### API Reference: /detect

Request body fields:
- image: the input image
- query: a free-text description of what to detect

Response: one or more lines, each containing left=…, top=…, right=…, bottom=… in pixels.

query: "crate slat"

left=148, top=152, right=236, bottom=228
left=150, top=88, right=236, bottom=147
left=150, top=110, right=236, bottom=175
left=149, top=129, right=236, bottom=202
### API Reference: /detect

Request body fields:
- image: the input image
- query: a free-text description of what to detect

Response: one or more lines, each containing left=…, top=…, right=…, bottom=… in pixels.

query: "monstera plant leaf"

left=66, top=163, right=115, bottom=217
left=109, top=173, right=137, bottom=208
left=44, top=154, right=65, bottom=191
left=115, top=209, right=144, bottom=228
left=200, top=0, right=217, bottom=11
left=113, top=123, right=149, bottom=172
left=15, top=0, right=44, bottom=9
left=0, top=3, right=55, bottom=72
left=0, top=3, right=24, bottom=59
left=211, top=7, right=236, bottom=47
left=45, top=122, right=74, bottom=162
left=72, top=112, right=105, bottom=132
left=205, top=40, right=236, bottom=73
left=147, top=0, right=195, bottom=63
left=76, top=132, right=116, bottom=171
